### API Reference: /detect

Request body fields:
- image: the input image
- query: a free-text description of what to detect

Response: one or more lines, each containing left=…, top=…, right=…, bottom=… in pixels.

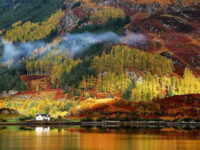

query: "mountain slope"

left=0, top=0, right=64, bottom=30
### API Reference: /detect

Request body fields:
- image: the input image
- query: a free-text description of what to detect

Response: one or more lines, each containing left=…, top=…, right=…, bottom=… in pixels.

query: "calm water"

left=0, top=126, right=200, bottom=150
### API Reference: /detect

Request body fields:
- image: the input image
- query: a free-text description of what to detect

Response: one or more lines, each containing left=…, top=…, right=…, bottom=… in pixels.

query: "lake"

left=0, top=126, right=200, bottom=150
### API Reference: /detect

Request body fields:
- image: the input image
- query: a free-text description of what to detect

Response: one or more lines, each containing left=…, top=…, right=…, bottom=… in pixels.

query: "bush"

left=124, top=15, right=131, bottom=24
left=52, top=84, right=57, bottom=89
left=120, top=117, right=131, bottom=121
left=122, top=89, right=132, bottom=100
left=78, top=17, right=89, bottom=26
left=181, top=118, right=193, bottom=122
left=19, top=116, right=32, bottom=121
left=81, top=117, right=93, bottom=122
left=71, top=1, right=82, bottom=9
left=64, top=101, right=73, bottom=111
left=96, top=117, right=106, bottom=121
left=64, top=84, right=69, bottom=94
left=75, top=90, right=81, bottom=96
left=172, top=118, right=180, bottom=122
left=108, top=94, right=114, bottom=99
left=154, top=110, right=164, bottom=116
left=90, top=93, right=94, bottom=98
left=131, top=116, right=140, bottom=121
left=195, top=119, right=200, bottom=122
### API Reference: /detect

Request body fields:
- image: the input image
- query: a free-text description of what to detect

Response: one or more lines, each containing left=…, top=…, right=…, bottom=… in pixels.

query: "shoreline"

left=1, top=121, right=200, bottom=127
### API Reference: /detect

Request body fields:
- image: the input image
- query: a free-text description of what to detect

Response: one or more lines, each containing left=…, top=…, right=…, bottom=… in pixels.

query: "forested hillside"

left=3, top=10, right=65, bottom=42
left=24, top=44, right=200, bottom=102
left=0, top=0, right=64, bottom=30
left=0, top=0, right=200, bottom=119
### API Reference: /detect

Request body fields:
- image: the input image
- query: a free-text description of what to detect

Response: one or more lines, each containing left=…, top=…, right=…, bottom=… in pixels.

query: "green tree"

left=64, top=84, right=69, bottom=94
left=122, top=80, right=135, bottom=100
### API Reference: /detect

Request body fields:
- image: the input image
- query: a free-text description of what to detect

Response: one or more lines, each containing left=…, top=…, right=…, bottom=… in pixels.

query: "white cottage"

left=35, top=114, right=50, bottom=121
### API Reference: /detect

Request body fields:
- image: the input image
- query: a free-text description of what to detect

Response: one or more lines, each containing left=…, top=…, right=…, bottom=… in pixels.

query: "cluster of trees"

left=71, top=17, right=130, bottom=34
left=71, top=8, right=130, bottom=35
left=26, top=48, right=78, bottom=84
left=92, top=45, right=173, bottom=75
left=89, top=45, right=173, bottom=93
left=0, top=68, right=27, bottom=93
left=0, top=0, right=64, bottom=30
left=57, top=45, right=172, bottom=94
left=90, top=7, right=125, bottom=24
left=59, top=59, right=96, bottom=93
left=3, top=10, right=65, bottom=42
left=23, top=44, right=200, bottom=102
left=62, top=45, right=199, bottom=101
left=131, top=68, right=200, bottom=101
left=4, top=98, right=77, bottom=117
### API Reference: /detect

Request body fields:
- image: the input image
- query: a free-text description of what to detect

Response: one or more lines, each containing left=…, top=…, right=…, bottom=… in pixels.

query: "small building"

left=35, top=114, right=50, bottom=121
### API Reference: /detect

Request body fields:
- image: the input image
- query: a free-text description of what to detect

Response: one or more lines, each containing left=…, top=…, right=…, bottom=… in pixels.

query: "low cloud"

left=0, top=31, right=146, bottom=65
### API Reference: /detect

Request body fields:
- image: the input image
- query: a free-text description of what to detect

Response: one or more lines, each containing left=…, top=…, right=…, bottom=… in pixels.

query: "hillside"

left=0, top=0, right=200, bottom=119
left=1, top=0, right=199, bottom=74
left=0, top=0, right=64, bottom=30
left=68, top=94, right=200, bottom=121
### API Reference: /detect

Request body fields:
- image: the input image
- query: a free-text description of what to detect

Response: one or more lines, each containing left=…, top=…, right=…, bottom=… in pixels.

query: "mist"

left=120, top=32, right=146, bottom=45
left=0, top=38, right=46, bottom=64
left=60, top=32, right=120, bottom=55
left=0, top=31, right=146, bottom=65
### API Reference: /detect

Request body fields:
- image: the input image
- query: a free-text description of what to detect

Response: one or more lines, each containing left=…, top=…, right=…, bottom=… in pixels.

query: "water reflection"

left=35, top=127, right=50, bottom=135
left=0, top=126, right=200, bottom=150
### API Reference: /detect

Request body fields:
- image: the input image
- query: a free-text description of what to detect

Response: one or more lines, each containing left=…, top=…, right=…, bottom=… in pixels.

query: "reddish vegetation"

left=162, top=33, right=200, bottom=75
left=69, top=94, right=200, bottom=120
left=130, top=16, right=145, bottom=26
left=125, top=5, right=200, bottom=76
left=21, top=75, right=51, bottom=89
left=72, top=6, right=89, bottom=19
left=19, top=75, right=67, bottom=99
left=54, top=89, right=66, bottom=99
left=163, top=33, right=191, bottom=44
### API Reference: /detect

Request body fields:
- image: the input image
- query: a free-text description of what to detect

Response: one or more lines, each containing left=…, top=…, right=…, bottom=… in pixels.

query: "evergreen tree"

left=64, top=84, right=69, bottom=94
left=122, top=80, right=135, bottom=100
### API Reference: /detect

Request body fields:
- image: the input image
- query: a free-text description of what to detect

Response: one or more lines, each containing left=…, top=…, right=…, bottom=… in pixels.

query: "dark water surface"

left=0, top=126, right=200, bottom=150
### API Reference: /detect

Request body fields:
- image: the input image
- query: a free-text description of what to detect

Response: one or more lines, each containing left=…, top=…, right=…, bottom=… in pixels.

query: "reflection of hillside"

left=1, top=126, right=200, bottom=150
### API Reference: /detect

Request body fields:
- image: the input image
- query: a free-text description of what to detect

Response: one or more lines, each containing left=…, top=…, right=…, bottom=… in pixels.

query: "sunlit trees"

left=26, top=48, right=78, bottom=85
left=90, top=7, right=125, bottom=24
left=92, top=45, right=173, bottom=76
left=178, top=68, right=200, bottom=94
left=25, top=44, right=200, bottom=101
left=130, top=68, right=200, bottom=101
left=91, top=45, right=173, bottom=94
left=3, top=10, right=65, bottom=42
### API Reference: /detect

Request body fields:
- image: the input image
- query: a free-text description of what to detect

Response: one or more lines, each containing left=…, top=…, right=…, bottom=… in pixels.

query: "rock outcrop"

left=57, top=9, right=79, bottom=33
left=0, top=108, right=18, bottom=115
left=0, top=90, right=18, bottom=97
